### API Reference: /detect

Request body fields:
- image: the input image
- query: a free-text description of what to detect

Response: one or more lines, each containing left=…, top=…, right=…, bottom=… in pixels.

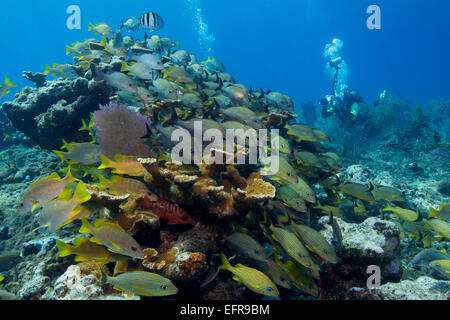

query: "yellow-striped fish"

left=250, top=258, right=292, bottom=289
left=429, top=260, right=450, bottom=279
left=286, top=124, right=318, bottom=142
left=338, top=183, right=375, bottom=202
left=218, top=254, right=279, bottom=297
left=269, top=225, right=319, bottom=277
left=38, top=182, right=91, bottom=232
left=425, top=219, right=450, bottom=239
left=99, top=268, right=178, bottom=297
left=225, top=233, right=267, bottom=262
left=383, top=204, right=420, bottom=222
left=54, top=143, right=101, bottom=165
left=289, top=223, right=338, bottom=264
left=56, top=238, right=112, bottom=262
left=98, top=175, right=154, bottom=198
left=372, top=186, right=406, bottom=202
left=17, top=169, right=79, bottom=214
left=429, top=204, right=450, bottom=222
left=266, top=156, right=298, bottom=185
left=98, top=154, right=146, bottom=177
left=274, top=254, right=319, bottom=297
left=277, top=185, right=307, bottom=213
left=79, top=219, right=145, bottom=259
left=291, top=176, right=316, bottom=204
left=273, top=136, right=291, bottom=154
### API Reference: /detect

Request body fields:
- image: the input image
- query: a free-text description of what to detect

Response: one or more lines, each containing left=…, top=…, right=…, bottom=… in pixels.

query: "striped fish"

left=79, top=218, right=145, bottom=259
left=99, top=268, right=178, bottom=296
left=269, top=225, right=319, bottom=277
left=289, top=223, right=338, bottom=264
left=140, top=12, right=165, bottom=31
left=225, top=233, right=267, bottom=262
left=221, top=107, right=263, bottom=129
left=292, top=176, right=316, bottom=204
left=266, top=156, right=298, bottom=185
left=277, top=185, right=307, bottom=213
left=273, top=254, right=319, bottom=297
left=153, top=79, right=183, bottom=100
left=250, top=258, right=292, bottom=289
left=218, top=254, right=279, bottom=297
left=429, top=260, right=450, bottom=279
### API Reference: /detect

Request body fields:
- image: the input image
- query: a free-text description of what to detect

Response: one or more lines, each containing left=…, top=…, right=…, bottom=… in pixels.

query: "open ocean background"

left=1, top=0, right=449, bottom=106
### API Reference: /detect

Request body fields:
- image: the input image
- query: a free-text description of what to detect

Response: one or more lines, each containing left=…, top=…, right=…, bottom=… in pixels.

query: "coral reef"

left=0, top=21, right=448, bottom=302
left=2, top=77, right=110, bottom=149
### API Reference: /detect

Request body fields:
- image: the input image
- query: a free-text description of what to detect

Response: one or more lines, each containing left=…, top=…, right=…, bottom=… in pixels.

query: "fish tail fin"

left=44, top=64, right=52, bottom=75
left=4, top=76, right=17, bottom=88
left=79, top=218, right=92, bottom=234
left=61, top=139, right=71, bottom=150
left=175, top=41, right=180, bottom=47
left=98, top=154, right=113, bottom=170
left=120, top=61, right=128, bottom=72
left=79, top=119, right=89, bottom=132
left=429, top=207, right=437, bottom=218
left=53, top=150, right=67, bottom=163
left=74, top=182, right=91, bottom=204
left=55, top=240, right=73, bottom=257
left=218, top=254, right=232, bottom=272
left=88, top=22, right=94, bottom=32
left=120, top=20, right=124, bottom=30
left=97, top=264, right=109, bottom=285
left=98, top=174, right=111, bottom=189
left=65, top=45, right=72, bottom=55
left=65, top=166, right=79, bottom=183
left=99, top=37, right=107, bottom=48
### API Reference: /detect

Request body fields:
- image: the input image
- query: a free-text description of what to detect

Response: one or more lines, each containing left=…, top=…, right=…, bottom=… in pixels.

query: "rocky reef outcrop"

left=2, top=77, right=110, bottom=149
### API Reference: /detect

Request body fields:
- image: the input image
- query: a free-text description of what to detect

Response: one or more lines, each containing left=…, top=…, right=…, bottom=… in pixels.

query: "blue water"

left=1, top=0, right=450, bottom=105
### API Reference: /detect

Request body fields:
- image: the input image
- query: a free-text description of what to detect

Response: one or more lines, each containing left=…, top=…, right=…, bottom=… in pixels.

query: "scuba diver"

left=320, top=57, right=370, bottom=126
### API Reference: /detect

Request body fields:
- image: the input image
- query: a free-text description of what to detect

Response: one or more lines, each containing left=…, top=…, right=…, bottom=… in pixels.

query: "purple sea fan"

left=92, top=102, right=152, bottom=158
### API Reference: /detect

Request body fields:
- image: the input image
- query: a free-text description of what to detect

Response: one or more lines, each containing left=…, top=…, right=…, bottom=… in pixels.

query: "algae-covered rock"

left=369, top=276, right=450, bottom=300
left=2, top=77, right=110, bottom=149
left=319, top=216, right=400, bottom=265
left=41, top=265, right=140, bottom=300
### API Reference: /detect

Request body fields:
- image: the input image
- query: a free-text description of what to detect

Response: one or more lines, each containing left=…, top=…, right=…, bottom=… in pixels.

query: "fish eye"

left=435, top=264, right=441, bottom=268
left=308, top=268, right=313, bottom=273
left=254, top=250, right=260, bottom=255
left=325, top=250, right=329, bottom=254
left=267, top=287, right=273, bottom=293
left=161, top=284, right=167, bottom=290
left=287, top=173, right=291, bottom=177
left=131, top=246, right=138, bottom=251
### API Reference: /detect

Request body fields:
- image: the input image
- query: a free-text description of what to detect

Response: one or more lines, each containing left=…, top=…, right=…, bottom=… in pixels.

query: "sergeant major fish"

left=140, top=12, right=165, bottom=31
